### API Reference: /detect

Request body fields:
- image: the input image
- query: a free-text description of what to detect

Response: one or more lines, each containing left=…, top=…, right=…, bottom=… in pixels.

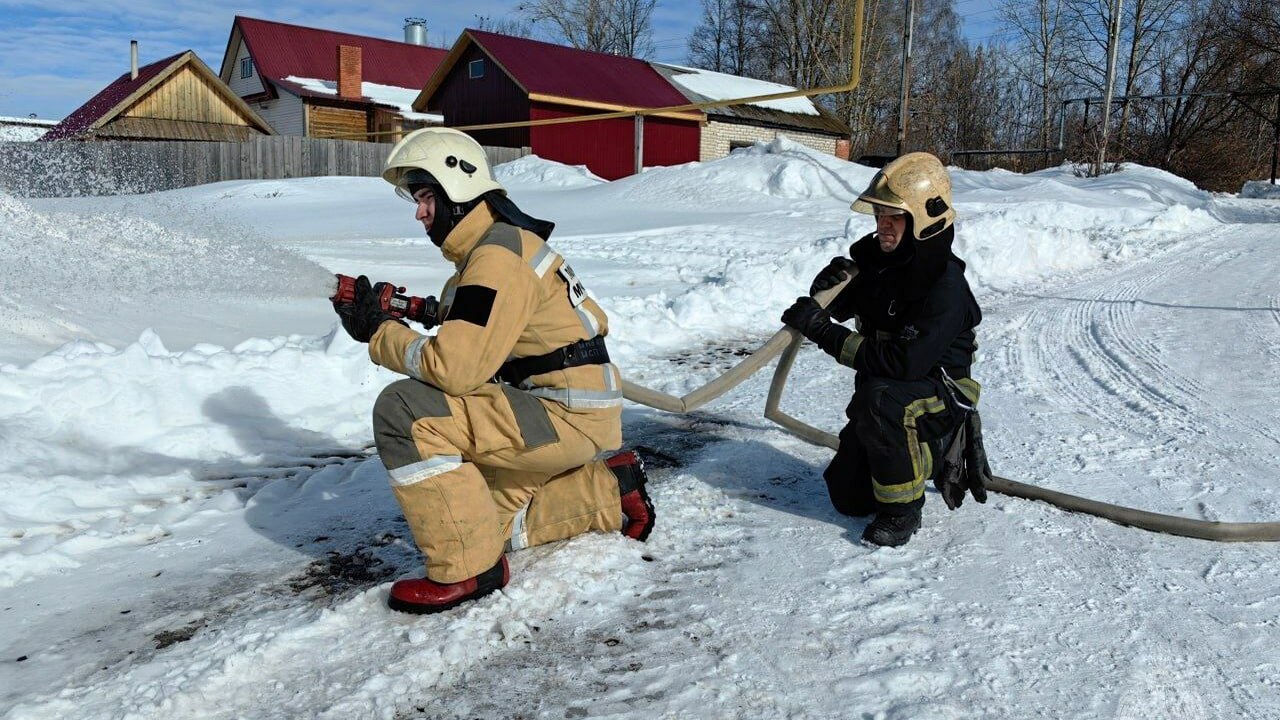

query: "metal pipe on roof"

left=130, top=40, right=138, bottom=80
left=404, top=18, right=428, bottom=46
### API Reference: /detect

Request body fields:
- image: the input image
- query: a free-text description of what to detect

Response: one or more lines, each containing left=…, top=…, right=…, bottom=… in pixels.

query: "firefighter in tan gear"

left=332, top=128, right=655, bottom=614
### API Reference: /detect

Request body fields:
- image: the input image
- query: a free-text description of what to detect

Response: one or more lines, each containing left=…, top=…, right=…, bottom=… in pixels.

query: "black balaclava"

left=845, top=215, right=959, bottom=328
left=409, top=180, right=477, bottom=247
left=407, top=176, right=555, bottom=246
left=852, top=215, right=956, bottom=290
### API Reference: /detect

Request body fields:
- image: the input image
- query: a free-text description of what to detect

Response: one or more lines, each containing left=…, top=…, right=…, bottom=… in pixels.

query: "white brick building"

left=651, top=63, right=850, bottom=162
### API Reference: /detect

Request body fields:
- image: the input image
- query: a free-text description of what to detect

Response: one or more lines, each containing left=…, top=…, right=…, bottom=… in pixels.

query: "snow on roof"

left=0, top=116, right=59, bottom=127
left=283, top=76, right=443, bottom=122
left=658, top=64, right=818, bottom=116
left=0, top=122, right=52, bottom=140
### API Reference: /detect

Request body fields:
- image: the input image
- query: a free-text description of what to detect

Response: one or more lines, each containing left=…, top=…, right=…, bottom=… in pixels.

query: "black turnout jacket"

left=828, top=226, right=981, bottom=381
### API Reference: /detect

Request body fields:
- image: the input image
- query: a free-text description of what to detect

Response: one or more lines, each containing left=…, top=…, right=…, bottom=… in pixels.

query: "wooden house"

left=219, top=16, right=448, bottom=142
left=412, top=30, right=704, bottom=180
left=41, top=51, right=273, bottom=142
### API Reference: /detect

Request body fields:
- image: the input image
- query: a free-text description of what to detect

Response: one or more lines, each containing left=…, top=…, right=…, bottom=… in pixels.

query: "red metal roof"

left=42, top=52, right=186, bottom=141
left=467, top=30, right=692, bottom=109
left=234, top=16, right=447, bottom=91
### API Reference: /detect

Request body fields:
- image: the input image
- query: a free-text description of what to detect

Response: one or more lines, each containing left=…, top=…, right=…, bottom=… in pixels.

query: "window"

left=468, top=59, right=484, bottom=79
left=240, top=58, right=254, bottom=79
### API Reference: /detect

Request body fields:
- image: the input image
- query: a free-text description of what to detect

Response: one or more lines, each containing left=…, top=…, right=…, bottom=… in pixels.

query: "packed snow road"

left=1, top=148, right=1277, bottom=718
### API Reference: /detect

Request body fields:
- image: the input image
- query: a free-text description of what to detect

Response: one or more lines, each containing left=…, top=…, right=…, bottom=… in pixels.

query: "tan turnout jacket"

left=368, top=203, right=623, bottom=446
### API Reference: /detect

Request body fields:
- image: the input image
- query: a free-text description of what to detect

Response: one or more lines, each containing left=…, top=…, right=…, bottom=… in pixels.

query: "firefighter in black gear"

left=782, top=152, right=985, bottom=547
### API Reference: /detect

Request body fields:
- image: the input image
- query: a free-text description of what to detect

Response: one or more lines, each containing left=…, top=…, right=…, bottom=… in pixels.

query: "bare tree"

left=473, top=14, right=536, bottom=38
left=1115, top=0, right=1182, bottom=144
left=1001, top=0, right=1069, bottom=150
left=688, top=0, right=762, bottom=75
left=519, top=0, right=657, bottom=56
left=611, top=0, right=658, bottom=57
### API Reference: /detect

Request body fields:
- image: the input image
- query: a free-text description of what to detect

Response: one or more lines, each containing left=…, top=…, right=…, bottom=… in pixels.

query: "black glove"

left=781, top=296, right=851, bottom=358
left=810, top=256, right=856, bottom=295
left=333, top=275, right=398, bottom=343
left=934, top=410, right=992, bottom=510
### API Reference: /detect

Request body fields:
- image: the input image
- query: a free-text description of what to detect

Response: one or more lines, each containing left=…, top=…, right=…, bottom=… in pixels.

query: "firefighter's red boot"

left=607, top=450, right=655, bottom=542
left=388, top=556, right=509, bottom=614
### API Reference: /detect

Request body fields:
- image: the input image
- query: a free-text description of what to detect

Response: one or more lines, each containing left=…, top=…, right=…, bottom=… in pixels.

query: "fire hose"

left=334, top=273, right=1280, bottom=541
left=621, top=278, right=1280, bottom=543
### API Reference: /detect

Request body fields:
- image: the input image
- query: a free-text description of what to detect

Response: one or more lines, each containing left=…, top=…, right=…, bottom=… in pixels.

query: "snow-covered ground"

left=2, top=140, right=1278, bottom=718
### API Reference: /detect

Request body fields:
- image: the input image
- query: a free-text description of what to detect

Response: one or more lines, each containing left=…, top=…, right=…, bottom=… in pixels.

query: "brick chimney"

left=337, top=45, right=362, bottom=99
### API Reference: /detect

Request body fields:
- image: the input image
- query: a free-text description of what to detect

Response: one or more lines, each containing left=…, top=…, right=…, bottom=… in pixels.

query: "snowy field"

left=2, top=140, right=1278, bottom=718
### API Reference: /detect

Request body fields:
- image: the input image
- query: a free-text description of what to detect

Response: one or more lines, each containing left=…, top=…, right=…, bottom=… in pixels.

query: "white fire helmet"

left=382, top=127, right=505, bottom=203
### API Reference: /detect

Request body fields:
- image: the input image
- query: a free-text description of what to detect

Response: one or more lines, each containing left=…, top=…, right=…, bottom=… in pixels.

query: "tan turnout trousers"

left=368, top=204, right=625, bottom=583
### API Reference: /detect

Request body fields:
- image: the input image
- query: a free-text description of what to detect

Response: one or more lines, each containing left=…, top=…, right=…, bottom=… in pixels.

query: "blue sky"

left=0, top=0, right=1003, bottom=120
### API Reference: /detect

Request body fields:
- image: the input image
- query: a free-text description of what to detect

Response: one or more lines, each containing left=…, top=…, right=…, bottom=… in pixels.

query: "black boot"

left=862, top=506, right=922, bottom=547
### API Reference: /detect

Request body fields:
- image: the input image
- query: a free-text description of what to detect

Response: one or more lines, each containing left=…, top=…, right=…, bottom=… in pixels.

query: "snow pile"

left=949, top=163, right=1219, bottom=288
left=615, top=136, right=875, bottom=207
left=1241, top=180, right=1280, bottom=199
left=658, top=63, right=821, bottom=115
left=495, top=155, right=605, bottom=190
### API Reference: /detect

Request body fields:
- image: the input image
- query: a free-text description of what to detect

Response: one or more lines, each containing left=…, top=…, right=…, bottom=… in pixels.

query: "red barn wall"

left=433, top=45, right=530, bottom=149
left=530, top=103, right=700, bottom=180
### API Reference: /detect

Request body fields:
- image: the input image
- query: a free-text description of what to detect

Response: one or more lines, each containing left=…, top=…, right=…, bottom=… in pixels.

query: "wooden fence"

left=0, top=137, right=530, bottom=198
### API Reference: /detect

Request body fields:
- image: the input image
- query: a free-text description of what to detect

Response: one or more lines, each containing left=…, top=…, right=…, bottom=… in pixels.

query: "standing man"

left=333, top=128, right=655, bottom=614
left=781, top=152, right=984, bottom=547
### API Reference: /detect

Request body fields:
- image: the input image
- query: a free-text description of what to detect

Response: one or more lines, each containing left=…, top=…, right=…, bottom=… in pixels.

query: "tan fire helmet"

left=852, top=152, right=956, bottom=241
left=383, top=127, right=505, bottom=203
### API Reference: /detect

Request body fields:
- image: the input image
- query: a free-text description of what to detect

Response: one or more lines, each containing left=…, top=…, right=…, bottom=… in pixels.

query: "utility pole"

left=1096, top=0, right=1123, bottom=175
left=896, top=0, right=915, bottom=157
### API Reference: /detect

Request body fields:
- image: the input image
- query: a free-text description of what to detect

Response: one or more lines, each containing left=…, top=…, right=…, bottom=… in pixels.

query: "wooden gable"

left=126, top=65, right=256, bottom=126
left=95, top=52, right=275, bottom=141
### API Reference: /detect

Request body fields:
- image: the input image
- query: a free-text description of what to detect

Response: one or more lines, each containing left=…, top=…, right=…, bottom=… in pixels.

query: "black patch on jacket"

left=449, top=285, right=497, bottom=327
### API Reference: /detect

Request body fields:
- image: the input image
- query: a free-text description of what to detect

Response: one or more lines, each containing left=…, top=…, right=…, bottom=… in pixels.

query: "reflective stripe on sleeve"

left=574, top=306, right=602, bottom=336
left=403, top=335, right=430, bottom=381
left=838, top=332, right=865, bottom=369
left=531, top=246, right=558, bottom=278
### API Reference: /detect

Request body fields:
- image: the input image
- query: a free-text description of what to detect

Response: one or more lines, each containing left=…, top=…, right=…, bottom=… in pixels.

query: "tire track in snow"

left=996, top=224, right=1280, bottom=450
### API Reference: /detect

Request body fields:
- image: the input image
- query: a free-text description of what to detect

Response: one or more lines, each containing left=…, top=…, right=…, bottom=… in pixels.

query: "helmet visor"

left=850, top=170, right=907, bottom=215
left=393, top=168, right=440, bottom=203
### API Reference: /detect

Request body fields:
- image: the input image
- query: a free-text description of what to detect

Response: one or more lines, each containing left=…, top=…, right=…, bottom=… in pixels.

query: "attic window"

left=240, top=58, right=254, bottom=79
left=468, top=59, right=484, bottom=79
